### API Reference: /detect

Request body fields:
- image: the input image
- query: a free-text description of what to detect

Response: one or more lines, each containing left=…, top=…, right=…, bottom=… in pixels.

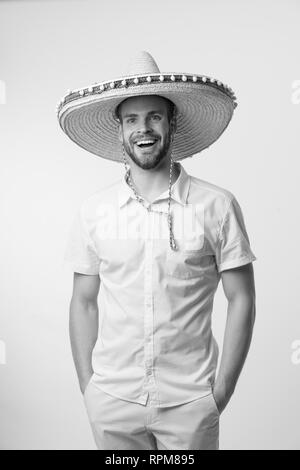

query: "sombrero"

left=56, top=51, right=237, bottom=162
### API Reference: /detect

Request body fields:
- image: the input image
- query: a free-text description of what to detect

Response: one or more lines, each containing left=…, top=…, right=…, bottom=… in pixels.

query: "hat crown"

left=126, top=51, right=160, bottom=75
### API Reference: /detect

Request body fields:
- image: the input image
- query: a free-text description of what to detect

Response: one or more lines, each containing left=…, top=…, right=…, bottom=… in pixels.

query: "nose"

left=137, top=117, right=152, bottom=134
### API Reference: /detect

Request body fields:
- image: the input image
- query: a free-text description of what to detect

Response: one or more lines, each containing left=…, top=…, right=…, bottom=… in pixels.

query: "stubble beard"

left=123, top=132, right=172, bottom=170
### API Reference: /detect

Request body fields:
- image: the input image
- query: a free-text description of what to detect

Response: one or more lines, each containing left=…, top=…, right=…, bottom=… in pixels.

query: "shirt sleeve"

left=215, top=196, right=257, bottom=273
left=63, top=204, right=101, bottom=275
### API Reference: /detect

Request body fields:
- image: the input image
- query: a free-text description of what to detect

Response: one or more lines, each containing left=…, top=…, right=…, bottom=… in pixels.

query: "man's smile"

left=134, top=138, right=158, bottom=149
left=133, top=138, right=160, bottom=153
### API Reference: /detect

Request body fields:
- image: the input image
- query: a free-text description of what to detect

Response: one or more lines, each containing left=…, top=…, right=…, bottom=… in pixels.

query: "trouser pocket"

left=210, top=391, right=220, bottom=416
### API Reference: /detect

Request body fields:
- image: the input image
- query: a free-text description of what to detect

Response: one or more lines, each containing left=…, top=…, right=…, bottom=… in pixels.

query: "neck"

left=127, top=156, right=180, bottom=204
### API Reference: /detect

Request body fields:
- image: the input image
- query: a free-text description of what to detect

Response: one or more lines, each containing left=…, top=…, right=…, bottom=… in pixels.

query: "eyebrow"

left=123, top=109, right=165, bottom=119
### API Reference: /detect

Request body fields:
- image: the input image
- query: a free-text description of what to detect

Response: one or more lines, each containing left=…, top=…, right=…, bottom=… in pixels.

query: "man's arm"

left=213, top=262, right=256, bottom=414
left=69, top=272, right=100, bottom=395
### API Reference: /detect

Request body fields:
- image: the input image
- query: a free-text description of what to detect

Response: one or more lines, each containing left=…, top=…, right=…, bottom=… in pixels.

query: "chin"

left=136, top=161, right=159, bottom=170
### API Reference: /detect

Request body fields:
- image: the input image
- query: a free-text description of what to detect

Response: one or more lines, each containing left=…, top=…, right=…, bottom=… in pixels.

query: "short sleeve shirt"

left=64, top=163, right=257, bottom=407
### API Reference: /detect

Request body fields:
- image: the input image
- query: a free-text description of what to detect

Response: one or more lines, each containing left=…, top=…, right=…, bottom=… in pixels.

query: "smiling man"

left=59, top=51, right=257, bottom=450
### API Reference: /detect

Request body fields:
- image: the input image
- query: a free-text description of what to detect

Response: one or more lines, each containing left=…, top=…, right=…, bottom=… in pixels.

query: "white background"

left=0, top=0, right=299, bottom=450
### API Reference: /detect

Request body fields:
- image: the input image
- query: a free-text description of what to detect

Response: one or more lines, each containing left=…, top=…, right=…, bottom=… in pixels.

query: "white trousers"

left=83, top=381, right=220, bottom=450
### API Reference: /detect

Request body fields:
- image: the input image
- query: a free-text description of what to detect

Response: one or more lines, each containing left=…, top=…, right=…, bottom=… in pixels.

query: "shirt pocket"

left=166, top=237, right=211, bottom=279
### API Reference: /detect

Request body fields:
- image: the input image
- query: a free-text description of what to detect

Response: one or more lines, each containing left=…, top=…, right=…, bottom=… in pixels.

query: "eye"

left=127, top=118, right=136, bottom=124
left=151, top=115, right=161, bottom=121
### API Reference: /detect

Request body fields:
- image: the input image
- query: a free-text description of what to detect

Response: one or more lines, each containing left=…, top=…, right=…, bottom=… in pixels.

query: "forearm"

left=69, top=296, right=99, bottom=393
left=216, top=294, right=256, bottom=397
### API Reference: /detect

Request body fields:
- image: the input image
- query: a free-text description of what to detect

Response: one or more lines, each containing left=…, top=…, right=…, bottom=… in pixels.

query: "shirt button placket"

left=142, top=210, right=159, bottom=406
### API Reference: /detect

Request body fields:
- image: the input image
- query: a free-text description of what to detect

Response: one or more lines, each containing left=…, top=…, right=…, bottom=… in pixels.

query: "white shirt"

left=64, top=163, right=257, bottom=407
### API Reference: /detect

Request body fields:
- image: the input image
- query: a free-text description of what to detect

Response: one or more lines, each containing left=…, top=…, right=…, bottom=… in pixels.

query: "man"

left=59, top=51, right=257, bottom=450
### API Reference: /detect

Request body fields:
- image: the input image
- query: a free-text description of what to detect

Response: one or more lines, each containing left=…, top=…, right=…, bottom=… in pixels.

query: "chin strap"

left=122, top=145, right=177, bottom=251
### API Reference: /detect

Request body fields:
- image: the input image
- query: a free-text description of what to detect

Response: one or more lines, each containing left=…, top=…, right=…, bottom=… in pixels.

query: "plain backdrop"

left=0, top=0, right=299, bottom=450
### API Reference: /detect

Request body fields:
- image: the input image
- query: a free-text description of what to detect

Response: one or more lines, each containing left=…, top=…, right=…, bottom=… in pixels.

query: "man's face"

left=117, top=95, right=175, bottom=170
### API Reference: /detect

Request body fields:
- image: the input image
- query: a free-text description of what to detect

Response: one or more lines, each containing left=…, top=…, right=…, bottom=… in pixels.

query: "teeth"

left=136, top=140, right=156, bottom=146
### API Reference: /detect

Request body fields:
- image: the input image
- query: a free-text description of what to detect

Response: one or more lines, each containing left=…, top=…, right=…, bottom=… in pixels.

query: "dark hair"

left=115, top=95, right=176, bottom=124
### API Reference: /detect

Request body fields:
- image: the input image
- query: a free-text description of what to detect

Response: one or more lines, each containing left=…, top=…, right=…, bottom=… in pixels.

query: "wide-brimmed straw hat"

left=56, top=51, right=237, bottom=162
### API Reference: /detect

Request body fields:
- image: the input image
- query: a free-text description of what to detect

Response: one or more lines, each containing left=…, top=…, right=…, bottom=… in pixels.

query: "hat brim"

left=58, top=76, right=236, bottom=162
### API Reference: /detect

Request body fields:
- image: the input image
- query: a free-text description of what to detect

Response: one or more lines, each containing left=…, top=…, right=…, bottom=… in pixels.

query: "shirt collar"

left=117, top=162, right=191, bottom=209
